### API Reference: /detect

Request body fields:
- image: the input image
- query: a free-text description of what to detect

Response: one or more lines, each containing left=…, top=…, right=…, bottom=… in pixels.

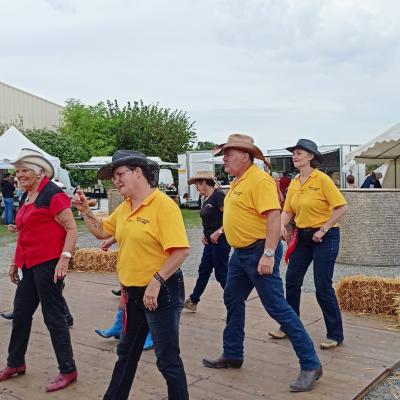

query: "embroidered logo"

left=309, top=186, right=320, bottom=191
left=136, top=216, right=150, bottom=224
left=233, top=190, right=243, bottom=196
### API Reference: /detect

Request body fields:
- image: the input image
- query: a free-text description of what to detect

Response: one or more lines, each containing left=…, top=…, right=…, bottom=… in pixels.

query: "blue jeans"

left=285, top=227, right=343, bottom=342
left=103, top=270, right=188, bottom=400
left=190, top=235, right=230, bottom=304
left=223, top=241, right=320, bottom=371
left=3, top=197, right=14, bottom=225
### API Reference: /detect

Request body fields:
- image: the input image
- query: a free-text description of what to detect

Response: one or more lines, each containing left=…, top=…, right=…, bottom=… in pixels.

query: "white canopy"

left=345, top=123, right=400, bottom=188
left=0, top=126, right=60, bottom=169
left=66, top=156, right=179, bottom=170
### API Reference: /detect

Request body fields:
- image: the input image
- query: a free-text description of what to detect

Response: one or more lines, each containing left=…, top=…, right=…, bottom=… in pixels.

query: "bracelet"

left=153, top=272, right=166, bottom=287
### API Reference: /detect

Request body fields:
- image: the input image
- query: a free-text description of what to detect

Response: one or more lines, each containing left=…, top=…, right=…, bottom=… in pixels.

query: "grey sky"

left=1, top=0, right=400, bottom=150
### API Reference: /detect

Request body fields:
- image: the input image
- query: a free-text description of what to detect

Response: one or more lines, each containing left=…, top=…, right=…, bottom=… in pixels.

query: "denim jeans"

left=3, top=197, right=14, bottom=225
left=190, top=234, right=230, bottom=304
left=103, top=270, right=188, bottom=400
left=285, top=227, right=343, bottom=342
left=7, top=259, right=76, bottom=374
left=223, top=241, right=320, bottom=371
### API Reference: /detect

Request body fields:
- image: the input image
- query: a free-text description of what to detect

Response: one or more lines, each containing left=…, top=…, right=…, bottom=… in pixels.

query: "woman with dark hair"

left=72, top=150, right=190, bottom=400
left=0, top=149, right=77, bottom=392
left=269, top=139, right=348, bottom=350
left=183, top=171, right=230, bottom=312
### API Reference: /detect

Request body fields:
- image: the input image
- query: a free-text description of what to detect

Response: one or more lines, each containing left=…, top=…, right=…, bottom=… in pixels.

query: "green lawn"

left=0, top=224, right=8, bottom=236
left=181, top=208, right=202, bottom=229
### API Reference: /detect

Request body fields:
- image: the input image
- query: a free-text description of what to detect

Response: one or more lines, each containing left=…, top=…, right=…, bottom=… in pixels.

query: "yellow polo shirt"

left=283, top=169, right=347, bottom=228
left=223, top=165, right=281, bottom=248
left=102, top=189, right=189, bottom=287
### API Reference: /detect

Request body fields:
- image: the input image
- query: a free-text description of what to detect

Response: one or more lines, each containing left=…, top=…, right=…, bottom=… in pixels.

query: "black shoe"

left=202, top=355, right=243, bottom=369
left=111, top=289, right=121, bottom=296
left=0, top=311, right=14, bottom=320
left=65, top=314, right=74, bottom=327
left=290, top=366, right=323, bottom=392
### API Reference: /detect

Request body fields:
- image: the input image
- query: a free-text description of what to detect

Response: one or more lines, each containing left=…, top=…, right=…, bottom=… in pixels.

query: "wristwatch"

left=61, top=251, right=72, bottom=259
left=218, top=229, right=223, bottom=235
left=263, top=249, right=275, bottom=257
left=320, top=227, right=327, bottom=233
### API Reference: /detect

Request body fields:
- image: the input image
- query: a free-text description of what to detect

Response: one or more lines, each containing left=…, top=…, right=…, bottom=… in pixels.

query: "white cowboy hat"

left=12, top=148, right=55, bottom=179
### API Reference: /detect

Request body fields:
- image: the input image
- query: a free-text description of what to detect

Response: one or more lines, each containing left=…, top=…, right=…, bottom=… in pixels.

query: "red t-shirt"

left=14, top=177, right=71, bottom=269
left=279, top=176, right=291, bottom=195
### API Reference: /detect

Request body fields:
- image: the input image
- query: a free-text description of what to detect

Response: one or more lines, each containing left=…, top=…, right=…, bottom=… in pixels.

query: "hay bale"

left=71, top=248, right=118, bottom=272
left=336, top=275, right=400, bottom=315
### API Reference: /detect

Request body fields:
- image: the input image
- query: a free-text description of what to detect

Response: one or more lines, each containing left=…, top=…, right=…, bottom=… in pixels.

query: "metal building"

left=0, top=81, right=63, bottom=129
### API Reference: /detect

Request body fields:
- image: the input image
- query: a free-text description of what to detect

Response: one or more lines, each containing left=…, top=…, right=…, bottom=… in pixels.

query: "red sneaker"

left=0, top=364, right=26, bottom=381
left=45, top=371, right=77, bottom=392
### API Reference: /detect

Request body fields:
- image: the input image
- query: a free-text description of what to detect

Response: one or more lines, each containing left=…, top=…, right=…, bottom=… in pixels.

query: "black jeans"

left=190, top=234, right=230, bottom=304
left=103, top=270, right=188, bottom=400
left=7, top=259, right=76, bottom=374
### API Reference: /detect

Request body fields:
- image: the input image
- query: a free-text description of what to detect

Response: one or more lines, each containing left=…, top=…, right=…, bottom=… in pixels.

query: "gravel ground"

left=1, top=225, right=399, bottom=398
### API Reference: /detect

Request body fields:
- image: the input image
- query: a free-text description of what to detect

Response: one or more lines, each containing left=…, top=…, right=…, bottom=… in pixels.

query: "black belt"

left=240, top=239, right=265, bottom=250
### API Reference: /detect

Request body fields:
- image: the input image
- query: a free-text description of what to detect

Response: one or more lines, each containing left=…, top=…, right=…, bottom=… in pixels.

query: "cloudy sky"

left=1, top=0, right=400, bottom=150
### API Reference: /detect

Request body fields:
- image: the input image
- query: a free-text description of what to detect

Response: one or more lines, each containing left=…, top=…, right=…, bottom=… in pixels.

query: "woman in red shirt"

left=0, top=149, right=78, bottom=393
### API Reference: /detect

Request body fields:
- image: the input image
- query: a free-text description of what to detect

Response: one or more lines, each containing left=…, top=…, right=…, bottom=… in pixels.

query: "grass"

left=0, top=224, right=8, bottom=236
left=181, top=208, right=202, bottom=229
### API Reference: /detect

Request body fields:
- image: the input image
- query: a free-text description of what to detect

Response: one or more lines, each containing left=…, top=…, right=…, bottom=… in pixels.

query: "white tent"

left=0, top=126, right=60, bottom=170
left=345, top=123, right=400, bottom=188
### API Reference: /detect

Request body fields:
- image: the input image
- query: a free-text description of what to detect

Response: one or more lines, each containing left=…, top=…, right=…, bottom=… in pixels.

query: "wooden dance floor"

left=0, top=273, right=399, bottom=399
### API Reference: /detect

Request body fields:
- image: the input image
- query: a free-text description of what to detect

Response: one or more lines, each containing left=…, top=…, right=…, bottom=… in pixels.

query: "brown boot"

left=183, top=298, right=197, bottom=312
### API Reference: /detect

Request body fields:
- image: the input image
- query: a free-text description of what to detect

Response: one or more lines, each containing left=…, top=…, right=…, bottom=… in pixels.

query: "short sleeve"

left=215, top=190, right=225, bottom=210
left=157, top=208, right=190, bottom=252
left=252, top=177, right=281, bottom=215
left=322, top=176, right=347, bottom=208
left=283, top=182, right=295, bottom=213
left=49, top=192, right=71, bottom=217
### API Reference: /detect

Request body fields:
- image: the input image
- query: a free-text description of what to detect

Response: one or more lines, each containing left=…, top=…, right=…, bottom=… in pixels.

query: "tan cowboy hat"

left=188, top=170, right=217, bottom=185
left=12, top=148, right=55, bottom=179
left=213, top=133, right=265, bottom=161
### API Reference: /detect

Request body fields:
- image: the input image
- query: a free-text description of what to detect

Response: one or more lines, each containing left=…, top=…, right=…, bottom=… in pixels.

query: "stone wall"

left=338, top=189, right=400, bottom=266
left=108, top=189, right=123, bottom=213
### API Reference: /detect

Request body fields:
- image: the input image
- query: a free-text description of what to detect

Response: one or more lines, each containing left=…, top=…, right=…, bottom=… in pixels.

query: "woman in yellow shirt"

left=269, top=139, right=347, bottom=350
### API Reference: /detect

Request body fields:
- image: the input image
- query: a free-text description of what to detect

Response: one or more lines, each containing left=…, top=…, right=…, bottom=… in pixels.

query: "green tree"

left=195, top=141, right=216, bottom=150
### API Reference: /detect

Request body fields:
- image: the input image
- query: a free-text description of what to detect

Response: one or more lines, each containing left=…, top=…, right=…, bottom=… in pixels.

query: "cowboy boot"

left=95, top=308, right=123, bottom=339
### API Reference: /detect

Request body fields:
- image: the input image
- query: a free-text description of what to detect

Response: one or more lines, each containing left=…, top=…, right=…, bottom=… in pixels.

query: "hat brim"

left=286, top=145, right=323, bottom=163
left=13, top=155, right=55, bottom=179
left=188, top=175, right=217, bottom=185
left=97, top=155, right=160, bottom=181
left=213, top=142, right=265, bottom=162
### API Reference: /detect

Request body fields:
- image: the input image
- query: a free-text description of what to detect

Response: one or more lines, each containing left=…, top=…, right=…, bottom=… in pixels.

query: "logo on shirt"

left=136, top=216, right=150, bottom=224
left=308, top=186, right=320, bottom=191
left=233, top=190, right=243, bottom=196
left=203, top=203, right=213, bottom=208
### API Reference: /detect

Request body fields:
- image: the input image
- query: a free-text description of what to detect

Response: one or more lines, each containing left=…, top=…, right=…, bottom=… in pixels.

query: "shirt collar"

left=230, top=164, right=257, bottom=188
left=37, top=176, right=50, bottom=192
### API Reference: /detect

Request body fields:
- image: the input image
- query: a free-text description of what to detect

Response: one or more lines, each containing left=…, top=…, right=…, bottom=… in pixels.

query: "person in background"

left=374, top=172, right=382, bottom=188
left=94, top=236, right=154, bottom=351
left=361, top=171, right=378, bottom=188
left=1, top=173, right=15, bottom=225
left=0, top=149, right=77, bottom=392
left=183, top=171, right=230, bottom=312
left=271, top=171, right=285, bottom=207
left=72, top=149, right=190, bottom=400
left=269, top=139, right=347, bottom=351
left=202, top=134, right=322, bottom=393
left=346, top=175, right=358, bottom=189
left=279, top=171, right=291, bottom=196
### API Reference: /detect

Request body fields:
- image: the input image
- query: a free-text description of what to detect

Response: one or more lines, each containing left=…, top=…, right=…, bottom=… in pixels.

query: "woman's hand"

left=71, top=190, right=90, bottom=213
left=201, top=236, right=209, bottom=245
left=312, top=229, right=325, bottom=243
left=9, top=264, right=18, bottom=284
left=209, top=229, right=221, bottom=244
left=280, top=225, right=288, bottom=241
left=7, top=224, right=18, bottom=233
left=54, top=257, right=70, bottom=283
left=143, top=278, right=161, bottom=311
left=101, top=237, right=115, bottom=251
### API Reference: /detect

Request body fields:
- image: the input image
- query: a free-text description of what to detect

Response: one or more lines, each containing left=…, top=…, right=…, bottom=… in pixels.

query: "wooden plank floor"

left=0, top=272, right=399, bottom=399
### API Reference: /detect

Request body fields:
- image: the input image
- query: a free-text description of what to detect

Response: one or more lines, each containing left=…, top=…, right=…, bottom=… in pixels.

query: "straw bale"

left=336, top=275, right=400, bottom=315
left=70, top=248, right=117, bottom=272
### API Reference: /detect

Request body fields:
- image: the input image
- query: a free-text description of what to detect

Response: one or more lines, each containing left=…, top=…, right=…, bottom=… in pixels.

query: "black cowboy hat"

left=97, top=150, right=160, bottom=187
left=286, top=139, right=323, bottom=163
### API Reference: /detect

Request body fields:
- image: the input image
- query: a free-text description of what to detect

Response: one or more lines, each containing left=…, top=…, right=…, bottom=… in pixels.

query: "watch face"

left=264, top=250, right=274, bottom=257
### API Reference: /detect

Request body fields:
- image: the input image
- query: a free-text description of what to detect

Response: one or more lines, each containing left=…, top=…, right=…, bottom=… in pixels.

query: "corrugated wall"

left=0, top=81, right=64, bottom=129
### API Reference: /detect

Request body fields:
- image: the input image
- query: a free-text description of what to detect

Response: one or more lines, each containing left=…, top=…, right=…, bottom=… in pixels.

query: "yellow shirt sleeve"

left=283, top=182, right=294, bottom=213
left=252, top=177, right=281, bottom=215
left=157, top=209, right=190, bottom=252
left=322, top=175, right=347, bottom=208
left=102, top=204, right=122, bottom=237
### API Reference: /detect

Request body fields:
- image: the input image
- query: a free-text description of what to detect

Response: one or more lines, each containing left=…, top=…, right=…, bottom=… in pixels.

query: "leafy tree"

left=195, top=141, right=216, bottom=150
left=0, top=116, right=24, bottom=135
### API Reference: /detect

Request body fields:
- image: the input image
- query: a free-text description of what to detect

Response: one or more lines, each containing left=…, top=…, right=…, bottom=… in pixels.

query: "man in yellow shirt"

left=202, top=134, right=322, bottom=393
left=73, top=150, right=190, bottom=400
